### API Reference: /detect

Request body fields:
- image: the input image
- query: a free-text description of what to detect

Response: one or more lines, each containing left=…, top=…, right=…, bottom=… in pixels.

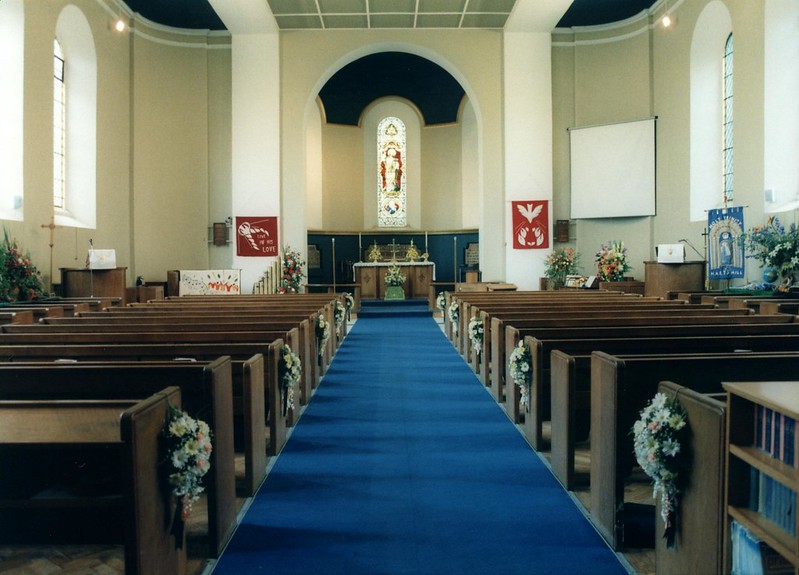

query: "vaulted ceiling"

left=120, top=0, right=660, bottom=126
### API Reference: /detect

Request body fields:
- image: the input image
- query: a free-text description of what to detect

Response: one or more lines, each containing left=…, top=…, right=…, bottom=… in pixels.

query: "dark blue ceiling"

left=319, top=53, right=465, bottom=126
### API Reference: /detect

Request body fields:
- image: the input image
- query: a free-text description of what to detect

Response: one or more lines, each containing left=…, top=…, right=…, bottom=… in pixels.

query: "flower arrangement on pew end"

left=342, top=292, right=355, bottom=321
left=315, top=314, right=330, bottom=362
left=161, top=405, right=213, bottom=548
left=279, top=344, right=302, bottom=414
left=436, top=291, right=446, bottom=313
left=741, top=216, right=799, bottom=291
left=1, top=229, right=46, bottom=303
left=334, top=300, right=346, bottom=333
left=632, top=392, right=690, bottom=548
left=508, top=341, right=532, bottom=410
left=544, top=247, right=579, bottom=290
left=277, top=246, right=305, bottom=294
left=468, top=316, right=484, bottom=355
left=595, top=240, right=631, bottom=282
left=448, top=301, right=459, bottom=334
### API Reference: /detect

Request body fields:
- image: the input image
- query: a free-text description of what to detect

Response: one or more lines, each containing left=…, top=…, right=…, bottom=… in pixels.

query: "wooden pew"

left=588, top=351, right=799, bottom=550
left=4, top=319, right=315, bottom=411
left=0, top=358, right=239, bottom=559
left=473, top=307, right=755, bottom=387
left=549, top=349, right=799, bottom=490
left=0, top=310, right=33, bottom=325
left=519, top=332, right=799, bottom=452
left=501, top=318, right=799, bottom=431
left=0, top=339, right=287, bottom=466
left=0, top=387, right=185, bottom=574
left=655, top=382, right=727, bottom=575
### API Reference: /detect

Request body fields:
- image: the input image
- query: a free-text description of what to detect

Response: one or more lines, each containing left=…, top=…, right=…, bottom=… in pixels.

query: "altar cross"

left=40, top=214, right=63, bottom=294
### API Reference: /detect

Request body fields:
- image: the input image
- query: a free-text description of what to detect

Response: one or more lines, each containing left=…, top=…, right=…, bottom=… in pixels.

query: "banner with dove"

left=512, top=200, right=549, bottom=249
left=236, top=216, right=278, bottom=257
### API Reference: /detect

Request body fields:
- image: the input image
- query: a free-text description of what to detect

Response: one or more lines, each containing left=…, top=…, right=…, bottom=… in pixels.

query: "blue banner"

left=707, top=207, right=745, bottom=279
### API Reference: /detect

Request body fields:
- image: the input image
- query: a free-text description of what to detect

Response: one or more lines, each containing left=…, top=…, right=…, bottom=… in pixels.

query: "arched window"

left=722, top=33, right=734, bottom=205
left=0, top=0, right=24, bottom=221
left=377, top=117, right=406, bottom=227
left=53, top=39, right=66, bottom=209
left=54, top=5, right=96, bottom=229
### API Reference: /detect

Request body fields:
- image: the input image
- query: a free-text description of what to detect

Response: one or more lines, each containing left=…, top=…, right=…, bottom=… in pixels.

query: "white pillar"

left=503, top=32, right=554, bottom=290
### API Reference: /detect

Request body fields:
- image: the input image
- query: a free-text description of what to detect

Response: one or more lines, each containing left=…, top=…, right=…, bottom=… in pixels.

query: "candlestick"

left=425, top=231, right=428, bottom=253
left=358, top=233, right=362, bottom=261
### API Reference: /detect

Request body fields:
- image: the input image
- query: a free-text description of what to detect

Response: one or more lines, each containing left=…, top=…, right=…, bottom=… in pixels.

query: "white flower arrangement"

left=163, top=405, right=213, bottom=524
left=468, top=316, right=484, bottom=355
left=279, top=344, right=302, bottom=413
left=334, top=300, right=346, bottom=330
left=343, top=292, right=355, bottom=320
left=316, top=314, right=330, bottom=362
left=448, top=301, right=459, bottom=333
left=436, top=291, right=446, bottom=311
left=316, top=314, right=330, bottom=344
left=508, top=341, right=532, bottom=408
left=632, top=392, right=689, bottom=547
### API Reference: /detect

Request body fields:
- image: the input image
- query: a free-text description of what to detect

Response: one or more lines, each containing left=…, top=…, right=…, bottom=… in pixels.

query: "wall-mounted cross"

left=40, top=214, right=63, bottom=294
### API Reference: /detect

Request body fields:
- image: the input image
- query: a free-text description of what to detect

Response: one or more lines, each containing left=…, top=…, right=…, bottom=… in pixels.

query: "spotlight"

left=114, top=18, right=127, bottom=32
left=661, top=13, right=673, bottom=28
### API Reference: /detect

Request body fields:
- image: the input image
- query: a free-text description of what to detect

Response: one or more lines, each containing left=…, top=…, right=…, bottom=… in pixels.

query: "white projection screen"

left=569, top=117, right=656, bottom=219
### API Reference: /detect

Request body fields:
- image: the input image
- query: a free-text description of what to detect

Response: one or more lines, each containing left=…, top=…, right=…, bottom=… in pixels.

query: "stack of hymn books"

left=731, top=520, right=793, bottom=575
left=750, top=405, right=797, bottom=536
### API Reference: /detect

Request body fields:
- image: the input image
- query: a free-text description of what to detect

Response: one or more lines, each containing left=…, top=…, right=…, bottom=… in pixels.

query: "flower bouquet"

left=279, top=344, right=302, bottom=414
left=468, top=316, right=484, bottom=355
left=448, top=301, right=459, bottom=334
left=632, top=392, right=690, bottom=548
left=509, top=341, right=532, bottom=410
left=544, top=247, right=579, bottom=289
left=277, top=246, right=305, bottom=294
left=742, top=216, right=799, bottom=290
left=595, top=240, right=631, bottom=282
left=384, top=263, right=406, bottom=286
left=436, top=291, right=446, bottom=312
left=162, top=405, right=213, bottom=547
left=315, top=314, right=330, bottom=363
left=343, top=292, right=355, bottom=320
left=334, top=300, right=346, bottom=331
left=1, top=229, right=46, bottom=303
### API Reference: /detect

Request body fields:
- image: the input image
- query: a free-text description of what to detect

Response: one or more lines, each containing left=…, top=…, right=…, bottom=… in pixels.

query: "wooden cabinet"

left=60, top=267, right=128, bottom=304
left=723, top=381, right=799, bottom=574
left=644, top=261, right=705, bottom=298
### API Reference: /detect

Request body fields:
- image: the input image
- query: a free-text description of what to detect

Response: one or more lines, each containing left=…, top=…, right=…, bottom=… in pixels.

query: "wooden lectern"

left=60, top=267, right=128, bottom=304
left=644, top=261, right=705, bottom=298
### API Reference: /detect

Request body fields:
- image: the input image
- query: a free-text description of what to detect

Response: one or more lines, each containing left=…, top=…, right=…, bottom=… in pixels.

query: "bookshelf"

left=723, top=381, right=799, bottom=575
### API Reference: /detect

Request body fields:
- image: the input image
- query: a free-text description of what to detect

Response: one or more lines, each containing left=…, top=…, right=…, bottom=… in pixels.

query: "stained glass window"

left=722, top=33, right=734, bottom=205
left=53, top=38, right=66, bottom=209
left=377, top=117, right=406, bottom=227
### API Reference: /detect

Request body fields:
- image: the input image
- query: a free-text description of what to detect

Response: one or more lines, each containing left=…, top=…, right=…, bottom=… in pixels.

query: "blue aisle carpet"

left=212, top=307, right=628, bottom=575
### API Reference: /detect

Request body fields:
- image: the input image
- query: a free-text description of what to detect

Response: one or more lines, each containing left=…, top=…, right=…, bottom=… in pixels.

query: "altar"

left=354, top=261, right=435, bottom=300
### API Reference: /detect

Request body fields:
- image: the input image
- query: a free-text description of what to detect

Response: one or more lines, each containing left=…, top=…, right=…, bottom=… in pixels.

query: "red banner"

left=236, top=216, right=278, bottom=257
left=512, top=200, right=549, bottom=249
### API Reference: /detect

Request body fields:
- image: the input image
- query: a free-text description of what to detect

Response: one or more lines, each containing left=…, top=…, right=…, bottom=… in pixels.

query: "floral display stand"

left=384, top=285, right=405, bottom=300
